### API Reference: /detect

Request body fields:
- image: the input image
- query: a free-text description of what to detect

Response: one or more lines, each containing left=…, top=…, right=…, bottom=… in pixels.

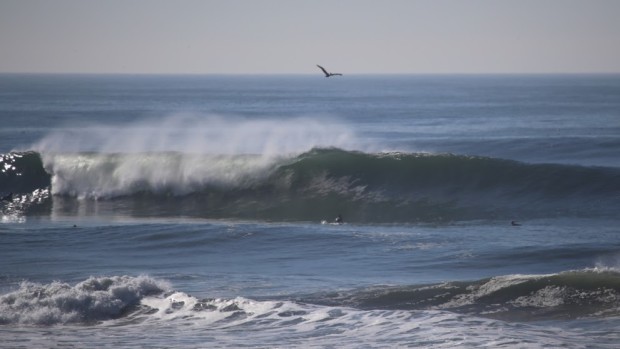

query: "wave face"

left=0, top=152, right=50, bottom=194
left=2, top=148, right=619, bottom=222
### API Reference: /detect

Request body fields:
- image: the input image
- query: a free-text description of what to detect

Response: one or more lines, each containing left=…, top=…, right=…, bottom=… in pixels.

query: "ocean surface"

left=1, top=73, right=620, bottom=348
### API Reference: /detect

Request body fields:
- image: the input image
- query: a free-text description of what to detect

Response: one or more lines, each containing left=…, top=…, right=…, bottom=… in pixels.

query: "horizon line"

left=2, top=71, right=620, bottom=76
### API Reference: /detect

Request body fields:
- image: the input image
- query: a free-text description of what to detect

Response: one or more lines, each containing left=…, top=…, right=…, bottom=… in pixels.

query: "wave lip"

left=0, top=275, right=168, bottom=325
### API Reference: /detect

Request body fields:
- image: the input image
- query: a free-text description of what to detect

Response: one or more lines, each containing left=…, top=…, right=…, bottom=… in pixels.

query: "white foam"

left=42, top=152, right=280, bottom=198
left=0, top=275, right=169, bottom=325
left=134, top=292, right=596, bottom=348
left=440, top=273, right=554, bottom=309
left=2, top=277, right=611, bottom=347
left=510, top=285, right=567, bottom=308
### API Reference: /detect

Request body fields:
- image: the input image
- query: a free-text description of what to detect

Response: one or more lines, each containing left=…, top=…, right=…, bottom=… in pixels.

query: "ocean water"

left=1, top=74, right=620, bottom=348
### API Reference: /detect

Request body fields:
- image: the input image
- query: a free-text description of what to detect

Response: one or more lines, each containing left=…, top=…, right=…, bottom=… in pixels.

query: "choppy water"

left=1, top=74, right=620, bottom=348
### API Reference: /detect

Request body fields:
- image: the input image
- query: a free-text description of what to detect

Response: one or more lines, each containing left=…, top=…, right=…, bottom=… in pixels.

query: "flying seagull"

left=317, top=65, right=343, bottom=77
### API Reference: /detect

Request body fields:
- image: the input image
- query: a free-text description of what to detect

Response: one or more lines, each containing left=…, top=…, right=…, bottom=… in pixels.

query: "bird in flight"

left=317, top=65, right=343, bottom=77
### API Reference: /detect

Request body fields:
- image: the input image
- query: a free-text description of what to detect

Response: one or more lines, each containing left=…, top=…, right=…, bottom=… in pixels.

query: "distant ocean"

left=1, top=74, right=620, bottom=348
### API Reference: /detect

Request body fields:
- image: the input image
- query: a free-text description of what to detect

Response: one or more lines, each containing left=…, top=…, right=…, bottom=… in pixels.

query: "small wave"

left=303, top=268, right=620, bottom=321
left=0, top=275, right=169, bottom=325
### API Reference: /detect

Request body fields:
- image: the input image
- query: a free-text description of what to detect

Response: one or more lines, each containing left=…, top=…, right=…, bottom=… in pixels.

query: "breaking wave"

left=2, top=148, right=619, bottom=222
left=3, top=269, right=620, bottom=327
left=0, top=275, right=168, bottom=325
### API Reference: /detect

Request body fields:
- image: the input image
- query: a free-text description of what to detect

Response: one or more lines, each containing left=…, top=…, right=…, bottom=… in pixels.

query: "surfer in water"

left=335, top=214, right=343, bottom=224
left=511, top=220, right=521, bottom=226
left=320, top=214, right=344, bottom=225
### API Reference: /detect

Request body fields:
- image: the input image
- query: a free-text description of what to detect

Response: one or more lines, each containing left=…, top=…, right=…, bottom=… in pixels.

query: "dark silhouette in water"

left=511, top=220, right=521, bottom=226
left=335, top=214, right=343, bottom=224
left=317, top=65, right=343, bottom=77
left=1, top=192, right=12, bottom=201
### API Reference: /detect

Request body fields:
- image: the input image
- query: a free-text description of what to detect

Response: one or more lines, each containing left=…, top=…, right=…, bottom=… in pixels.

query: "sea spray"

left=28, top=114, right=360, bottom=198
left=30, top=114, right=361, bottom=156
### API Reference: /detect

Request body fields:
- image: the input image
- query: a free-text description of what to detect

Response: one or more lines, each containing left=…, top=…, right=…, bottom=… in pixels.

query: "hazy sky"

left=1, top=0, right=620, bottom=74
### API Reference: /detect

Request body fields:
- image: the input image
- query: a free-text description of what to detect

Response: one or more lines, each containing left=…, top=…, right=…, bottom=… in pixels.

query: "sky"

left=1, top=0, right=620, bottom=74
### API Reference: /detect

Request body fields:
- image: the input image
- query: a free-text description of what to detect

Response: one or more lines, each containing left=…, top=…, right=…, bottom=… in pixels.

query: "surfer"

left=320, top=214, right=344, bottom=225
left=511, top=220, right=521, bottom=226
left=335, top=214, right=343, bottom=224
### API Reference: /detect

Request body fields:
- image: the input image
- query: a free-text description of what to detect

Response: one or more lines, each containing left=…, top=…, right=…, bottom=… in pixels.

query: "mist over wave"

left=29, top=114, right=361, bottom=155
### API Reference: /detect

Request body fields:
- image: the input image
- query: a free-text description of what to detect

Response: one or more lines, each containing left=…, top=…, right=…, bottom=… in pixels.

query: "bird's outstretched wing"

left=316, top=64, right=330, bottom=77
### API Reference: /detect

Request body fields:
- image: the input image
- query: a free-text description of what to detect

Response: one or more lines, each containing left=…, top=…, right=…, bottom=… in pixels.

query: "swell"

left=2, top=148, right=619, bottom=222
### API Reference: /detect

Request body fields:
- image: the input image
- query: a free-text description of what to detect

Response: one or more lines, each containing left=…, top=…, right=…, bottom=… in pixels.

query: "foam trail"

left=31, top=114, right=360, bottom=156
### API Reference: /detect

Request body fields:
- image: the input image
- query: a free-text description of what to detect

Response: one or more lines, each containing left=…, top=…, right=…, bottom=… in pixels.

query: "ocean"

left=1, top=73, right=620, bottom=348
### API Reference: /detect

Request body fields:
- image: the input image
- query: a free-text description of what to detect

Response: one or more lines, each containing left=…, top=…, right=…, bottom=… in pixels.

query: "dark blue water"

left=1, top=74, right=620, bottom=348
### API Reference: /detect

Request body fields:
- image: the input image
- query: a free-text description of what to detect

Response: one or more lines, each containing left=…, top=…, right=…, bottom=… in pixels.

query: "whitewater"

left=1, top=74, right=620, bottom=348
